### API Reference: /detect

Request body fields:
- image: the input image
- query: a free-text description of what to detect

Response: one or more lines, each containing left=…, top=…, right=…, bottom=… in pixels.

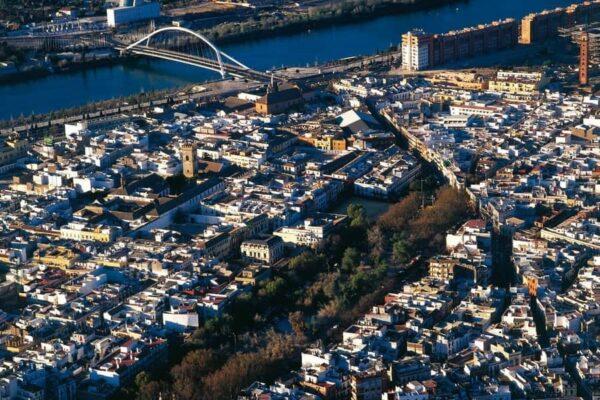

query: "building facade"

left=241, top=236, right=284, bottom=264
left=107, top=1, right=160, bottom=27
left=402, top=30, right=432, bottom=71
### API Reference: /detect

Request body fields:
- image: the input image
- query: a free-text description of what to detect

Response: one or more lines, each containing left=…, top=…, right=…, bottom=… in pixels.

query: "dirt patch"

left=165, top=2, right=238, bottom=17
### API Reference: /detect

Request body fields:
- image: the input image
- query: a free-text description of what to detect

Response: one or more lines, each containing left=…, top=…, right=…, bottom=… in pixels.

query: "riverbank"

left=0, top=56, right=126, bottom=85
left=0, top=0, right=575, bottom=121
left=0, top=78, right=262, bottom=135
left=0, top=0, right=460, bottom=85
left=201, top=0, right=464, bottom=46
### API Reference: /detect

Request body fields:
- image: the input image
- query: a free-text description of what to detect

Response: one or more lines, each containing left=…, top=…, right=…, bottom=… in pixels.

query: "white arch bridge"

left=114, top=27, right=276, bottom=82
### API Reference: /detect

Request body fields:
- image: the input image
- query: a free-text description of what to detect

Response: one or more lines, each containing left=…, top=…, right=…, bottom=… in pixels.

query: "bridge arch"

left=125, top=26, right=249, bottom=78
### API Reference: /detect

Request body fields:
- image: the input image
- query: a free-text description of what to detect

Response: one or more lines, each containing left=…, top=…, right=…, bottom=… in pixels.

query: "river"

left=0, top=0, right=578, bottom=120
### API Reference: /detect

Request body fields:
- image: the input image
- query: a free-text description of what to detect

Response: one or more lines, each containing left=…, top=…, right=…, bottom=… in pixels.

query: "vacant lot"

left=164, top=2, right=238, bottom=17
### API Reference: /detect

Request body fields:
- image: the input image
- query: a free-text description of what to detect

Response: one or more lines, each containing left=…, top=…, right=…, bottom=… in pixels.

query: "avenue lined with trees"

left=128, top=182, right=474, bottom=400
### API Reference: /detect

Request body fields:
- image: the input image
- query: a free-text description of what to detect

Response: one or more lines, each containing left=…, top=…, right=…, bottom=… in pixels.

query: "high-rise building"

left=520, top=1, right=600, bottom=45
left=520, top=8, right=565, bottom=44
left=181, top=143, right=196, bottom=178
left=401, top=30, right=432, bottom=71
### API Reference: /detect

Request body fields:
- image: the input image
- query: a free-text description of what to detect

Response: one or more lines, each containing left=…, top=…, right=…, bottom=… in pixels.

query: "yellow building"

left=298, top=135, right=347, bottom=152
left=2, top=326, right=31, bottom=353
left=428, top=257, right=459, bottom=281
left=59, top=223, right=119, bottom=243
left=426, top=71, right=489, bottom=91
left=92, top=256, right=128, bottom=268
left=223, top=149, right=265, bottom=169
left=240, top=236, right=284, bottom=265
left=487, top=70, right=547, bottom=96
left=33, top=245, right=80, bottom=269
left=488, top=79, right=539, bottom=96
left=234, top=265, right=271, bottom=286
left=195, top=232, right=232, bottom=259
left=0, top=138, right=29, bottom=167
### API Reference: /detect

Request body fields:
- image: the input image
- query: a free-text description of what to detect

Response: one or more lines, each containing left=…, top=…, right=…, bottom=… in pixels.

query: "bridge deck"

left=116, top=44, right=277, bottom=82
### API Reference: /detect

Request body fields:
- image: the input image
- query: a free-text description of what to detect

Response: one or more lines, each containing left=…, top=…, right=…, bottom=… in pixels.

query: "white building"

left=273, top=218, right=333, bottom=248
left=107, top=1, right=160, bottom=27
left=401, top=30, right=431, bottom=71
left=163, top=311, right=200, bottom=332
left=353, top=146, right=421, bottom=200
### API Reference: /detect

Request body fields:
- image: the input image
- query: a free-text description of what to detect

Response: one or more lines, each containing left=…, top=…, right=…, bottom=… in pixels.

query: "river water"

left=0, top=0, right=577, bottom=120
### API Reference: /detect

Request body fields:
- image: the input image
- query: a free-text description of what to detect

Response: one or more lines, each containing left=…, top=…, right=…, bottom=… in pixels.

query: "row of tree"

left=134, top=332, right=299, bottom=400
left=204, top=0, right=456, bottom=42
left=372, top=185, right=474, bottom=262
left=0, top=42, right=24, bottom=64
left=0, top=85, right=181, bottom=130
left=128, top=183, right=473, bottom=399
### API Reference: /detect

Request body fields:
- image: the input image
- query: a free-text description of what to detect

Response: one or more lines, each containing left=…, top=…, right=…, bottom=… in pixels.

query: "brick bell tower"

left=181, top=142, right=197, bottom=178
left=580, top=31, right=590, bottom=86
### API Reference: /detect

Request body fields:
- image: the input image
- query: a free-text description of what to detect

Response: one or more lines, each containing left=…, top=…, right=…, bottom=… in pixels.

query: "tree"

left=341, top=247, right=360, bottom=272
left=314, top=299, right=341, bottom=333
left=190, top=315, right=233, bottom=348
left=378, top=191, right=421, bottom=233
left=229, top=293, right=259, bottom=332
left=260, top=277, right=287, bottom=300
left=289, top=311, right=307, bottom=342
left=134, top=372, right=151, bottom=390
left=201, top=333, right=296, bottom=400
left=171, top=349, right=221, bottom=400
left=320, top=233, right=344, bottom=261
left=339, top=270, right=371, bottom=306
left=367, top=225, right=385, bottom=260
left=535, top=203, right=553, bottom=217
left=392, top=237, right=410, bottom=264
left=347, top=203, right=367, bottom=227
left=409, top=186, right=472, bottom=251
left=303, top=270, right=339, bottom=309
left=288, top=251, right=325, bottom=279
left=136, top=381, right=164, bottom=400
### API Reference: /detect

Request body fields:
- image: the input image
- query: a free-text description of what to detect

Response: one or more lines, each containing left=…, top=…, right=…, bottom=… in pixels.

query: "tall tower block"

left=181, top=143, right=196, bottom=178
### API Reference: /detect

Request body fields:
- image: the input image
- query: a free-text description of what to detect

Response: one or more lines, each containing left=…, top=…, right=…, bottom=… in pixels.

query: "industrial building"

left=107, top=0, right=160, bottom=28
